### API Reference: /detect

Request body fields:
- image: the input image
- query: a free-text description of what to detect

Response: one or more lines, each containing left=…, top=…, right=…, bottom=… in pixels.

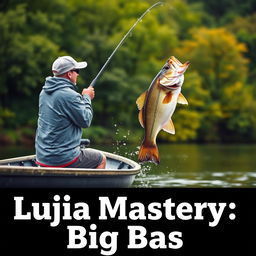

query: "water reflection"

left=134, top=171, right=256, bottom=187
left=133, top=144, right=256, bottom=188
left=0, top=143, right=255, bottom=188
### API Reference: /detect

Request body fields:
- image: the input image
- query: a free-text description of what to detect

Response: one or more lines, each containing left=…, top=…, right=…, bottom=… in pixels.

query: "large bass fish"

left=136, top=56, right=190, bottom=164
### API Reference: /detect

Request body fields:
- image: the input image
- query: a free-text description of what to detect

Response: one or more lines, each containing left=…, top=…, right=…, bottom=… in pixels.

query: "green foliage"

left=226, top=13, right=256, bottom=82
left=174, top=27, right=254, bottom=142
left=188, top=0, right=256, bottom=22
left=0, top=108, right=16, bottom=128
left=0, top=0, right=255, bottom=145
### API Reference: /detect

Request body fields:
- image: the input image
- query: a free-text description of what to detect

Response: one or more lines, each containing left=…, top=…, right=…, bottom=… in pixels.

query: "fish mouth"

left=166, top=84, right=180, bottom=89
left=168, top=56, right=190, bottom=74
left=159, top=56, right=189, bottom=88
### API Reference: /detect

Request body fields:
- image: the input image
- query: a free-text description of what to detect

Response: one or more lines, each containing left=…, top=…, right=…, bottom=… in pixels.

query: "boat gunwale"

left=0, top=150, right=141, bottom=176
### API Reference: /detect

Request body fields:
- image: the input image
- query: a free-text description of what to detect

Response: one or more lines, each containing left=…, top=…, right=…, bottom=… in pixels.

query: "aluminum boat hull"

left=0, top=150, right=141, bottom=188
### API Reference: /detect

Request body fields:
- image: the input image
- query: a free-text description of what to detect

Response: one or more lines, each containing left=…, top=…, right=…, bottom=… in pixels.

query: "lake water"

left=131, top=144, right=256, bottom=188
left=0, top=143, right=256, bottom=188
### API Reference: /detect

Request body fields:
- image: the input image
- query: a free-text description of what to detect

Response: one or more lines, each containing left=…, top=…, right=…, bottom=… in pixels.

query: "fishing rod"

left=89, top=1, right=164, bottom=87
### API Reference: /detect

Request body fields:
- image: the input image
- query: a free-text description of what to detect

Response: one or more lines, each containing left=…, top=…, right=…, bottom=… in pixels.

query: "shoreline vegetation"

left=1, top=0, right=256, bottom=146
left=1, top=125, right=255, bottom=148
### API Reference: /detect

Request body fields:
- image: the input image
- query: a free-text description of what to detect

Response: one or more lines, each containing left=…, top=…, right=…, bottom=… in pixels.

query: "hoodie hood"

left=43, top=76, right=77, bottom=94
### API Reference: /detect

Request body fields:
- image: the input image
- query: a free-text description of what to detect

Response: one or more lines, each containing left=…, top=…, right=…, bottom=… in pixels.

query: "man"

left=35, top=56, right=106, bottom=169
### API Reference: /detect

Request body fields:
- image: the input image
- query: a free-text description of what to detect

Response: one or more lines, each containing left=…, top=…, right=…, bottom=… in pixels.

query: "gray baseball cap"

left=52, top=56, right=87, bottom=76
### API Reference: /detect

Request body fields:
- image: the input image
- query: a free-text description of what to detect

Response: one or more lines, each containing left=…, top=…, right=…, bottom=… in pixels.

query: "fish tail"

left=138, top=141, right=160, bottom=164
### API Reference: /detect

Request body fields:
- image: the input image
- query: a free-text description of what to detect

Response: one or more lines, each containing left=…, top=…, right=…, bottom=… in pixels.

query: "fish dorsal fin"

left=163, top=92, right=173, bottom=104
left=178, top=93, right=188, bottom=105
left=162, top=119, right=175, bottom=134
left=136, top=91, right=147, bottom=110
left=138, top=109, right=144, bottom=128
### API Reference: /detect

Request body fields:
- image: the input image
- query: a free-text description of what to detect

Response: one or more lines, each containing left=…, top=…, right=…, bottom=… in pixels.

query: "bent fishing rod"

left=89, top=1, right=164, bottom=87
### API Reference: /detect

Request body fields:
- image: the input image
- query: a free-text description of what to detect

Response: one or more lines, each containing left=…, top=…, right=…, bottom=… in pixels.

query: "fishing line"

left=89, top=2, right=165, bottom=87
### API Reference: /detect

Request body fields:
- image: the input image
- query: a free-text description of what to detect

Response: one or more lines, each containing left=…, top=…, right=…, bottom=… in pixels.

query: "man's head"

left=52, top=56, right=87, bottom=84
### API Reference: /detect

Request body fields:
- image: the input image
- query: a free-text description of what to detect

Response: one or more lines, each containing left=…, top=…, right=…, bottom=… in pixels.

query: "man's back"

left=35, top=76, right=93, bottom=166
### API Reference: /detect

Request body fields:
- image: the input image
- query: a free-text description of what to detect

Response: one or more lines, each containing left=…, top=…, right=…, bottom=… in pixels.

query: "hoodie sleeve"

left=64, top=93, right=93, bottom=128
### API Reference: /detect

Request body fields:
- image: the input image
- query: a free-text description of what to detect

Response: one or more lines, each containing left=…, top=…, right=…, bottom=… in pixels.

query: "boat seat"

left=8, top=160, right=38, bottom=167
left=117, top=162, right=131, bottom=169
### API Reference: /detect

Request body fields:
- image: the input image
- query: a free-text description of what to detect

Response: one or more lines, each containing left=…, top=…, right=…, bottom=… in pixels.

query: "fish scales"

left=137, top=56, right=190, bottom=164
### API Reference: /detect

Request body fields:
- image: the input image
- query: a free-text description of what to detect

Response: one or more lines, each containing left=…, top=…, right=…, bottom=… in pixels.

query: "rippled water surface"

left=131, top=144, right=256, bottom=188
left=1, top=143, right=256, bottom=188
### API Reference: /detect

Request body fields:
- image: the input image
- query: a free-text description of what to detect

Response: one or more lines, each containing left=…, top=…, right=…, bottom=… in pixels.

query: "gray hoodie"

left=35, top=76, right=93, bottom=166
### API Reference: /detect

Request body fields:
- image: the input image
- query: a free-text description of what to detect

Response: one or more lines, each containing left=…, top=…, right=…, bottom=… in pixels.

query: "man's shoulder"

left=56, top=87, right=85, bottom=108
left=58, top=86, right=80, bottom=98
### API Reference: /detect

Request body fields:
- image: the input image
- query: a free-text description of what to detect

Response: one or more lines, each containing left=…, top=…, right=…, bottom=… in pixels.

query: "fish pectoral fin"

left=162, top=92, right=173, bottom=104
left=136, top=91, right=147, bottom=110
left=178, top=93, right=188, bottom=105
left=138, top=109, right=144, bottom=128
left=162, top=119, right=175, bottom=134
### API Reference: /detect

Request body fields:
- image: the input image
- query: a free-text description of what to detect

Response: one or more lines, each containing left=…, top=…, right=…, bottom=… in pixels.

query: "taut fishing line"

left=89, top=2, right=164, bottom=87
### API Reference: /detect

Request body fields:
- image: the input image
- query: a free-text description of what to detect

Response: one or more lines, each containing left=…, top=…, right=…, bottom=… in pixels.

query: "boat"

left=0, top=149, right=141, bottom=188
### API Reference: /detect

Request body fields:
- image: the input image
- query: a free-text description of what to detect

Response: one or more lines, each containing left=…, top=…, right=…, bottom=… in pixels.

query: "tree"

left=174, top=27, right=253, bottom=141
left=0, top=0, right=255, bottom=144
left=226, top=13, right=256, bottom=83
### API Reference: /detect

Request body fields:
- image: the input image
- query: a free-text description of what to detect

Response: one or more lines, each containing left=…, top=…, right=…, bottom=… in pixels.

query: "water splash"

left=112, top=124, right=133, bottom=155
left=112, top=123, right=153, bottom=187
left=134, top=163, right=152, bottom=187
